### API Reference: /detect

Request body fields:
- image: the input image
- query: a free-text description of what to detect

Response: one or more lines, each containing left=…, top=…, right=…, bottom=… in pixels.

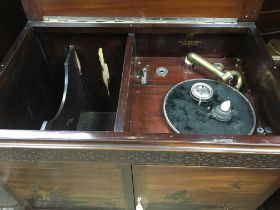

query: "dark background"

left=0, top=0, right=27, bottom=62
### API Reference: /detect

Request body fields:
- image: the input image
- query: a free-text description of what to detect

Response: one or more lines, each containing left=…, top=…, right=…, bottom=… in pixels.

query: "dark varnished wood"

left=241, top=27, right=280, bottom=132
left=257, top=0, right=280, bottom=34
left=21, top=0, right=42, bottom=20
left=134, top=33, right=247, bottom=58
left=133, top=165, right=280, bottom=210
left=257, top=11, right=280, bottom=34
left=1, top=6, right=280, bottom=209
left=258, top=11, right=280, bottom=34
left=2, top=132, right=280, bottom=169
left=1, top=130, right=280, bottom=209
left=129, top=84, right=173, bottom=133
left=21, top=0, right=263, bottom=21
left=114, top=34, right=135, bottom=132
left=240, top=0, right=264, bottom=21
left=0, top=161, right=134, bottom=210
left=0, top=30, right=61, bottom=129
left=261, top=0, right=280, bottom=11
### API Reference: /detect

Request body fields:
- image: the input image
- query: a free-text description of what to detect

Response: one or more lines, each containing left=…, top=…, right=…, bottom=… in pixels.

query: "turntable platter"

left=163, top=79, right=256, bottom=135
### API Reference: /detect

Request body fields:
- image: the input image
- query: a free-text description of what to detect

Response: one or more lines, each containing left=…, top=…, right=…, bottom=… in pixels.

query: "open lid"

left=21, top=0, right=263, bottom=22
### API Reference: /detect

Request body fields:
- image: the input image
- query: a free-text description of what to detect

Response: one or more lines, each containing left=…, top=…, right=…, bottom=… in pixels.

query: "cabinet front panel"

left=0, top=161, right=134, bottom=210
left=133, top=165, right=280, bottom=210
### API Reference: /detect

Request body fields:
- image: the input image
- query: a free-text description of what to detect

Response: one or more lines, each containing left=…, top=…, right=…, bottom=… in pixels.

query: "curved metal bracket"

left=185, top=52, right=243, bottom=90
left=41, top=45, right=84, bottom=130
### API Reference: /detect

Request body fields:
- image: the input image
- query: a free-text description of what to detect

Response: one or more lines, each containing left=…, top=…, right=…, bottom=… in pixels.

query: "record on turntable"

left=163, top=52, right=256, bottom=135
left=163, top=79, right=256, bottom=135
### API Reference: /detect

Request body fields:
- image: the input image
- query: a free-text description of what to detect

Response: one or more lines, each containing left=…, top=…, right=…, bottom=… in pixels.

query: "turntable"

left=163, top=53, right=256, bottom=135
left=128, top=45, right=278, bottom=136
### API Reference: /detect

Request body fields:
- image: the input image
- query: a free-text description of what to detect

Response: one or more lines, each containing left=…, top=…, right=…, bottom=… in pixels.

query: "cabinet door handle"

left=136, top=196, right=144, bottom=210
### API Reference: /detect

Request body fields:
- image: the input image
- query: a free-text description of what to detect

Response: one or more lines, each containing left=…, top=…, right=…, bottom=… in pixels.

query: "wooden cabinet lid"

left=21, top=0, right=263, bottom=22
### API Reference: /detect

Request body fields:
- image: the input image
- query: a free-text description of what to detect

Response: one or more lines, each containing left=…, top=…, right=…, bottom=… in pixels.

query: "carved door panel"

left=0, top=161, right=134, bottom=210
left=132, top=165, right=280, bottom=210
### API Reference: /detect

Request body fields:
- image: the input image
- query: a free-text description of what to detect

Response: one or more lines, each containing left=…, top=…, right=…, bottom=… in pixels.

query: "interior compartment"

left=1, top=26, right=279, bottom=134
left=0, top=30, right=127, bottom=131
left=122, top=30, right=280, bottom=135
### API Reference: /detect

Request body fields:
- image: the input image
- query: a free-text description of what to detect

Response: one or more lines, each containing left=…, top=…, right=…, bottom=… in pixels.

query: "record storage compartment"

left=0, top=29, right=127, bottom=131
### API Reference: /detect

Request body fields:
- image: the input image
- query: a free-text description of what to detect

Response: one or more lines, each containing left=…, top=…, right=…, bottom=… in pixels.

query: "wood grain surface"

left=0, top=161, right=134, bottom=210
left=133, top=165, right=280, bottom=210
left=21, top=0, right=263, bottom=21
left=114, top=34, right=135, bottom=132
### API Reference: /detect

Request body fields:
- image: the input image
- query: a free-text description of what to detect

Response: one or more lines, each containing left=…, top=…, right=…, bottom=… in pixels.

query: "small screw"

left=156, top=67, right=168, bottom=77
left=213, top=63, right=224, bottom=71
left=257, top=127, right=265, bottom=134
left=264, top=127, right=273, bottom=134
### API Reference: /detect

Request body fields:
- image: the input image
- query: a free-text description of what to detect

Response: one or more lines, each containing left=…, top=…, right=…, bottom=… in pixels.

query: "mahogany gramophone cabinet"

left=0, top=0, right=280, bottom=209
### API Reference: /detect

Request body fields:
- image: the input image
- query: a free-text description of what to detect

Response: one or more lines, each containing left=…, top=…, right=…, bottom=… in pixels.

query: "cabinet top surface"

left=21, top=0, right=263, bottom=22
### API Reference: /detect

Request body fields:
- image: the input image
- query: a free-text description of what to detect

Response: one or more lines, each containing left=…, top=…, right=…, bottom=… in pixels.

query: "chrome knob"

left=190, top=82, right=214, bottom=105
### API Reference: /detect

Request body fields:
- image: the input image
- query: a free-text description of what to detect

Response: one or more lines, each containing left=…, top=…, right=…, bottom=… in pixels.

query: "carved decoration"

left=0, top=148, right=280, bottom=168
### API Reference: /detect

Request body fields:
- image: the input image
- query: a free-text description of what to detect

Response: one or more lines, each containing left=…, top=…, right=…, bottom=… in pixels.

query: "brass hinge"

left=43, top=16, right=238, bottom=24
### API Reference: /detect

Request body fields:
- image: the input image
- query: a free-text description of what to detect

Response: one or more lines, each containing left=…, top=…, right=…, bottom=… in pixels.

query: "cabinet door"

left=0, top=161, right=134, bottom=210
left=133, top=165, right=280, bottom=210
